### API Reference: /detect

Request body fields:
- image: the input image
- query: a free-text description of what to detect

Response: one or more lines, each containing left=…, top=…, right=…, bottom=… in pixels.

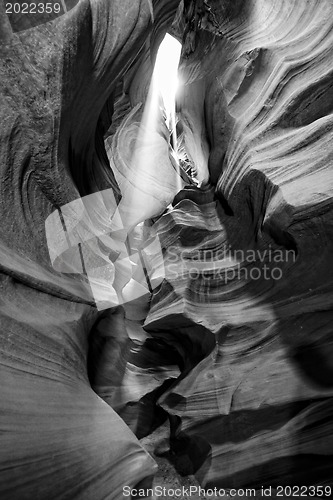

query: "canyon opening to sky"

left=0, top=1, right=333, bottom=499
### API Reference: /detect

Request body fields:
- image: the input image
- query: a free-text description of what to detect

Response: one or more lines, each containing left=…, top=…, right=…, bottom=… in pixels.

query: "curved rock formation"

left=0, top=1, right=180, bottom=498
left=1, top=0, right=333, bottom=498
left=143, top=0, right=333, bottom=490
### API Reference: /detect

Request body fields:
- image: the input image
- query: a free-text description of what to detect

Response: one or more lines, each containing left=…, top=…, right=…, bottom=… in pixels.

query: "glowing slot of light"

left=113, top=33, right=185, bottom=233
left=153, top=33, right=182, bottom=129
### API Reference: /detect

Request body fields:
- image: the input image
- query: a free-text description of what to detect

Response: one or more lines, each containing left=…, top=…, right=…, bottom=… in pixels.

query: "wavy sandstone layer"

left=0, top=1, right=180, bottom=498
left=139, top=0, right=333, bottom=489
left=1, top=0, right=333, bottom=498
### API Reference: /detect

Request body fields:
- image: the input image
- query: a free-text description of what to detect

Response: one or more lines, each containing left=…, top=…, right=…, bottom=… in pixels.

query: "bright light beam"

left=114, top=33, right=184, bottom=235
left=153, top=34, right=182, bottom=130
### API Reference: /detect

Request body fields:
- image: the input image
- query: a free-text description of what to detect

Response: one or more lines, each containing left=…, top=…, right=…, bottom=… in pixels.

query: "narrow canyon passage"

left=0, top=1, right=333, bottom=499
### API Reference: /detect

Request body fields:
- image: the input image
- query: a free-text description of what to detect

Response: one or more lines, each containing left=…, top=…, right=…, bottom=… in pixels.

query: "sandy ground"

left=141, top=422, right=207, bottom=500
left=140, top=423, right=306, bottom=500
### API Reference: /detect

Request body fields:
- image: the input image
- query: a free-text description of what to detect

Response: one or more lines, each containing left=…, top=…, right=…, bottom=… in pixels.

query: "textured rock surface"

left=0, top=0, right=179, bottom=498
left=1, top=0, right=333, bottom=498
left=141, top=0, right=333, bottom=490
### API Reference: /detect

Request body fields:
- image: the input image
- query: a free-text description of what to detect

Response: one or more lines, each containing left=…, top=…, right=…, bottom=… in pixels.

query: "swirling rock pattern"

left=138, top=0, right=333, bottom=491
left=1, top=0, right=333, bottom=498
left=0, top=0, right=181, bottom=498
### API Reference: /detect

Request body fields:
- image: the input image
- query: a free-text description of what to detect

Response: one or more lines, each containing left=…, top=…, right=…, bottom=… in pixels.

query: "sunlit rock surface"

left=0, top=0, right=179, bottom=498
left=1, top=0, right=333, bottom=498
left=141, top=0, right=333, bottom=489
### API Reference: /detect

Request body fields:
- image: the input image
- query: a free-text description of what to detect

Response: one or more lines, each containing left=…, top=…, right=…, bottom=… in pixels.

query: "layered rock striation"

left=1, top=0, right=333, bottom=498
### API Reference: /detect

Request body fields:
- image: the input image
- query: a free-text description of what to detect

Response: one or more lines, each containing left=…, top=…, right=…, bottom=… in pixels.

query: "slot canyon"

left=0, top=0, right=333, bottom=498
